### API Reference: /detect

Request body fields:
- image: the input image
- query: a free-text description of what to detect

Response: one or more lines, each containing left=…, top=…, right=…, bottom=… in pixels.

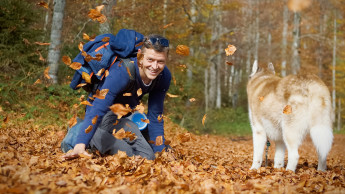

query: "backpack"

left=69, top=29, right=144, bottom=94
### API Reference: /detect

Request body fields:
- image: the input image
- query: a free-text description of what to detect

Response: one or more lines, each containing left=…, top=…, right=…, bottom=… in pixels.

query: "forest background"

left=1, top=0, right=345, bottom=136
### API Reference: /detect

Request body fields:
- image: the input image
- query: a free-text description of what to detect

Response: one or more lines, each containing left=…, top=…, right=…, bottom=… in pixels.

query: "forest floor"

left=0, top=113, right=344, bottom=193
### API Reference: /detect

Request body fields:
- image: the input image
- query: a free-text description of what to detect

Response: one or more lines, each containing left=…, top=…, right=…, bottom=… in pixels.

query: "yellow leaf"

left=202, top=114, right=207, bottom=126
left=92, top=115, right=98, bottom=125
left=85, top=125, right=93, bottom=133
left=176, top=45, right=190, bottom=56
left=93, top=89, right=109, bottom=99
left=113, top=128, right=126, bottom=139
left=225, top=44, right=237, bottom=56
left=155, top=136, right=163, bottom=146
left=82, top=72, right=91, bottom=84
left=134, top=103, right=145, bottom=114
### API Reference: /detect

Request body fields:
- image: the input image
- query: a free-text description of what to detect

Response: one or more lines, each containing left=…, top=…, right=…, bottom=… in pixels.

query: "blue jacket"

left=70, top=29, right=171, bottom=152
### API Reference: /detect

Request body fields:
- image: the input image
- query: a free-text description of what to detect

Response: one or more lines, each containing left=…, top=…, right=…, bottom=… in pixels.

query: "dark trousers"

left=61, top=111, right=155, bottom=160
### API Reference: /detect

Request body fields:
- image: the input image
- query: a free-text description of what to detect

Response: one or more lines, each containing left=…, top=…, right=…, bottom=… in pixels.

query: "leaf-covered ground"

left=0, top=113, right=344, bottom=193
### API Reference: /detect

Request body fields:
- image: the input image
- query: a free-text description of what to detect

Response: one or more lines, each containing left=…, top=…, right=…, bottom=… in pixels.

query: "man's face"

left=138, top=48, right=167, bottom=84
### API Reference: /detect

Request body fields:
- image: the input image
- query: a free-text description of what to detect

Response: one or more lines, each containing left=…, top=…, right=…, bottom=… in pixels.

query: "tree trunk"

left=254, top=0, right=260, bottom=63
left=332, top=17, right=337, bottom=114
left=245, top=0, right=253, bottom=75
left=99, top=0, right=116, bottom=34
left=337, top=99, right=341, bottom=130
left=47, top=0, right=66, bottom=84
left=281, top=1, right=288, bottom=77
left=204, top=69, right=209, bottom=112
left=291, top=12, right=301, bottom=75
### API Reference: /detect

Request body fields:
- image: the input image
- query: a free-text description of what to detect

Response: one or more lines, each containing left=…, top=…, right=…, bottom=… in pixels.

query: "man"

left=61, top=33, right=171, bottom=160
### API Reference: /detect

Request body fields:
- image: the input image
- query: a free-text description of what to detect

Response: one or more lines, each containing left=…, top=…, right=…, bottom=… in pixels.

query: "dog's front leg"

left=250, top=127, right=267, bottom=170
left=274, top=140, right=286, bottom=168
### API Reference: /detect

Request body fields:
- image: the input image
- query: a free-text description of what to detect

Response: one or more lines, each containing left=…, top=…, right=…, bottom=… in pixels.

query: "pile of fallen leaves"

left=0, top=113, right=344, bottom=193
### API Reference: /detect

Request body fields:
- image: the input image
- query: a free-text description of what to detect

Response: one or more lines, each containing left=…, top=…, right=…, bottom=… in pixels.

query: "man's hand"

left=62, top=143, right=91, bottom=160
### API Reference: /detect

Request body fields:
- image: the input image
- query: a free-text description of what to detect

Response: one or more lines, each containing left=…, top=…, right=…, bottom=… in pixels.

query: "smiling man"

left=61, top=34, right=171, bottom=160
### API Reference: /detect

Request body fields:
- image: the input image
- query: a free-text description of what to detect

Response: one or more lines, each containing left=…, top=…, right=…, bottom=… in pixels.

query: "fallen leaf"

left=44, top=67, right=51, bottom=79
left=156, top=136, right=163, bottom=146
left=92, top=115, right=98, bottom=125
left=82, top=72, right=91, bottom=84
left=176, top=45, right=190, bottom=56
left=68, top=114, right=77, bottom=128
left=109, top=104, right=132, bottom=119
left=167, top=93, right=179, bottom=98
left=85, top=125, right=93, bottom=133
left=164, top=139, right=171, bottom=145
left=137, top=88, right=142, bottom=96
left=3, top=116, right=9, bottom=123
left=202, top=114, right=207, bottom=126
left=283, top=105, right=292, bottom=114
left=79, top=153, right=92, bottom=159
left=225, top=44, right=237, bottom=56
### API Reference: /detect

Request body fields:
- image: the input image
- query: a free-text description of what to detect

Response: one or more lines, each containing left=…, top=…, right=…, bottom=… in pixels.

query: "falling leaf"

left=84, top=55, right=93, bottom=62
left=141, top=119, right=150, bottom=124
left=134, top=103, right=145, bottom=114
left=259, top=96, right=264, bottom=102
left=123, top=93, right=132, bottom=96
left=85, top=125, right=93, bottom=134
left=81, top=51, right=87, bottom=57
left=105, top=70, right=109, bottom=77
left=102, top=37, right=110, bottom=42
left=126, top=67, right=132, bottom=78
left=62, top=56, right=71, bottom=66
left=167, top=93, right=179, bottom=98
left=76, top=83, right=87, bottom=88
left=283, top=105, right=292, bottom=114
left=225, top=44, right=237, bottom=56
left=113, top=120, right=119, bottom=125
left=36, top=51, right=45, bottom=62
left=34, top=42, right=50, bottom=46
left=109, top=104, right=132, bottom=119
left=88, top=5, right=107, bottom=24
left=287, top=0, right=311, bottom=12
left=94, top=54, right=103, bottom=61
left=68, top=114, right=77, bottom=128
left=176, top=45, right=190, bottom=56
left=37, top=1, right=49, bottom=9
left=96, top=68, right=105, bottom=76
left=113, top=128, right=126, bottom=139
left=189, top=98, right=196, bottom=102
left=83, top=33, right=90, bottom=41
left=78, top=42, right=84, bottom=51
left=157, top=114, right=163, bottom=122
left=156, top=136, right=163, bottom=146
left=70, top=62, right=82, bottom=70
left=137, top=88, right=142, bottom=97
left=226, top=61, right=233, bottom=66
left=202, top=114, right=207, bottom=126
left=80, top=100, right=93, bottom=106
left=33, top=79, right=41, bottom=85
left=79, top=95, right=85, bottom=102
left=93, top=89, right=109, bottom=100
left=82, top=72, right=91, bottom=84
left=88, top=96, right=95, bottom=101
left=44, top=67, right=51, bottom=79
left=92, top=115, right=98, bottom=125
left=126, top=131, right=137, bottom=141
left=163, top=23, right=174, bottom=29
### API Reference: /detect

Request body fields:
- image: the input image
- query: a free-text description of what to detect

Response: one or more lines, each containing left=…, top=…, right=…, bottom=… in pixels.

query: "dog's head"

left=249, top=60, right=275, bottom=79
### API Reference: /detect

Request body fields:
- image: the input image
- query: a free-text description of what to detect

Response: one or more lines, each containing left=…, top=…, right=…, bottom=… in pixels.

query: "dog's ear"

left=268, top=62, right=275, bottom=74
left=249, top=60, right=258, bottom=78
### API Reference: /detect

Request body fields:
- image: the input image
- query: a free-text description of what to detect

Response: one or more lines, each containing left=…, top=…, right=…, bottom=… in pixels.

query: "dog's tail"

left=310, top=124, right=333, bottom=171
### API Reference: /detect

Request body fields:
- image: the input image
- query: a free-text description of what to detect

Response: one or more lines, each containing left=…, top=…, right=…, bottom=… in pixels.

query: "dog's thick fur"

left=247, top=61, right=333, bottom=172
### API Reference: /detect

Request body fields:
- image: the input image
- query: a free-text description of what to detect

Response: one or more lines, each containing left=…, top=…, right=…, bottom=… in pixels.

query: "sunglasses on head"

left=148, top=37, right=169, bottom=47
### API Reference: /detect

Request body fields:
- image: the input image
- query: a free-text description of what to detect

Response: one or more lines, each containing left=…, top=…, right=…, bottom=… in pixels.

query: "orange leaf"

left=167, top=93, right=179, bottom=98
left=78, top=42, right=84, bottom=51
left=141, top=118, right=150, bottom=124
left=44, top=67, right=51, bottom=79
left=113, top=120, right=119, bottom=125
left=80, top=100, right=93, bottom=106
left=283, top=105, right=292, bottom=114
left=96, top=68, right=105, bottom=76
left=62, top=56, right=71, bottom=66
left=88, top=96, right=94, bottom=101
left=163, top=23, right=174, bottom=29
left=83, top=33, right=90, bottom=41
left=225, top=44, right=237, bottom=56
left=176, top=45, right=190, bottom=56
left=68, top=114, right=78, bottom=128
left=126, top=67, right=132, bottom=78
left=79, top=95, right=85, bottom=102
left=88, top=5, right=107, bottom=24
left=33, top=79, right=41, bottom=85
left=102, top=37, right=110, bottom=42
left=157, top=114, right=163, bottom=123
left=82, top=72, right=91, bottom=84
left=3, top=116, right=9, bottom=124
left=85, top=125, right=93, bottom=134
left=37, top=1, right=49, bottom=9
left=202, top=114, right=207, bottom=126
left=34, top=42, right=50, bottom=46
left=123, top=93, right=132, bottom=96
left=92, top=115, right=98, bottom=125
left=93, top=89, right=109, bottom=99
left=134, top=103, right=145, bottom=114
left=113, top=128, right=126, bottom=139
left=137, top=88, right=142, bottom=97
left=76, top=83, right=87, bottom=88
left=155, top=136, right=163, bottom=146
left=81, top=51, right=87, bottom=57
left=109, top=104, right=132, bottom=119
left=104, top=70, right=109, bottom=77
left=70, top=62, right=82, bottom=70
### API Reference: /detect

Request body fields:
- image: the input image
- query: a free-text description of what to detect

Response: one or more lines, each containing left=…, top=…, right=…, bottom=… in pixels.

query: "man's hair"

left=142, top=34, right=169, bottom=54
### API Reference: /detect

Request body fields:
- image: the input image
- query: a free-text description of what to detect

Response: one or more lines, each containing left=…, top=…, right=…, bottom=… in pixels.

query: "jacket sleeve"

left=147, top=67, right=171, bottom=152
left=75, top=61, right=131, bottom=146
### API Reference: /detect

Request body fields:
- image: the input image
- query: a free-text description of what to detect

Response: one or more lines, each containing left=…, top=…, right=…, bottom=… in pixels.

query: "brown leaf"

left=202, top=114, right=207, bottom=126
left=226, top=61, right=233, bottom=66
left=137, top=88, right=142, bottom=97
left=83, top=33, right=90, bottom=41
left=167, top=93, right=179, bottom=98
left=225, top=44, right=237, bottom=56
left=93, top=89, right=109, bottom=100
left=62, top=56, right=71, bottom=66
left=82, top=72, right=91, bottom=84
left=155, top=136, right=163, bottom=146
left=68, top=114, right=77, bottom=128
left=141, top=119, right=150, bottom=124
left=283, top=105, right=292, bottom=114
left=102, top=37, right=110, bottom=42
left=164, top=139, right=171, bottom=146
left=84, top=55, right=93, bottom=62
left=3, top=116, right=9, bottom=123
left=88, top=5, right=107, bottom=24
left=37, top=1, right=49, bottom=9
left=81, top=51, right=87, bottom=57
left=113, top=120, right=119, bottom=125
left=44, top=67, right=51, bottom=79
left=176, top=45, right=190, bottom=56
left=105, top=70, right=109, bottom=77
left=80, top=100, right=93, bottom=106
left=85, top=125, right=93, bottom=134
left=70, top=62, right=82, bottom=70
left=92, top=115, right=98, bottom=125
left=113, top=128, right=126, bottom=139
left=94, top=54, right=103, bottom=61
left=109, top=104, right=132, bottom=119
left=79, top=95, right=85, bottom=102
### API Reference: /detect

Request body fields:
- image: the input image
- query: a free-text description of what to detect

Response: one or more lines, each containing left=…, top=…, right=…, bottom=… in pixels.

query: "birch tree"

left=281, top=1, right=288, bottom=77
left=291, top=12, right=301, bottom=75
left=47, top=0, right=66, bottom=84
left=99, top=0, right=116, bottom=34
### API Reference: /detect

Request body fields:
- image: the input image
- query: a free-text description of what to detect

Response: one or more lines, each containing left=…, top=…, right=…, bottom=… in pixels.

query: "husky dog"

left=247, top=61, right=333, bottom=172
